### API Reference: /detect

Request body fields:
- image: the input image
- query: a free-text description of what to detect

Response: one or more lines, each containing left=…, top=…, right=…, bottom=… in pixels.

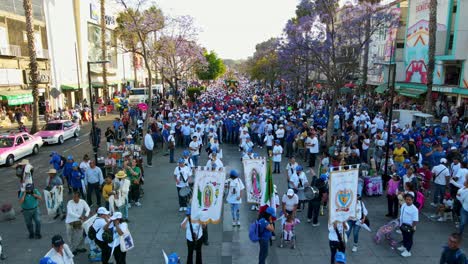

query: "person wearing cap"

left=85, top=159, right=104, bottom=207
left=272, top=140, right=283, bottom=174
left=289, top=165, right=309, bottom=210
left=334, top=251, right=346, bottom=264
left=263, top=130, right=274, bottom=153
left=63, top=156, right=75, bottom=194
left=69, top=162, right=85, bottom=198
left=17, top=159, right=34, bottom=193
left=92, top=207, right=112, bottom=264
left=282, top=189, right=299, bottom=217
left=65, top=191, right=90, bottom=254
left=181, top=208, right=205, bottom=264
left=19, top=183, right=42, bottom=239
left=275, top=124, right=285, bottom=147
left=167, top=130, right=176, bottom=163
left=189, top=136, right=200, bottom=167
left=43, top=234, right=74, bottom=264
left=225, top=170, right=245, bottom=227
left=104, top=212, right=128, bottom=263
left=257, top=206, right=275, bottom=264
left=205, top=152, right=224, bottom=169
left=328, top=221, right=349, bottom=264
left=46, top=168, right=66, bottom=220
left=124, top=158, right=142, bottom=207
left=114, top=170, right=130, bottom=218
left=174, top=159, right=192, bottom=212
left=50, top=152, right=63, bottom=173
left=431, top=158, right=451, bottom=207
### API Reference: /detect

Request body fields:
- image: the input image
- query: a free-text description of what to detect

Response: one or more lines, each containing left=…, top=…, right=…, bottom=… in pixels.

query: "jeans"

left=87, top=182, right=102, bottom=206
left=433, top=183, right=445, bottom=204
left=118, top=200, right=128, bottom=219
left=146, top=149, right=153, bottom=166
left=346, top=220, right=361, bottom=244
left=387, top=195, right=399, bottom=217
left=192, top=155, right=199, bottom=167
left=169, top=148, right=175, bottom=163
left=459, top=208, right=468, bottom=234
left=187, top=239, right=202, bottom=264
left=286, top=142, right=294, bottom=157
left=307, top=200, right=320, bottom=224
left=23, top=207, right=41, bottom=236
left=329, top=240, right=343, bottom=264
left=274, top=162, right=280, bottom=173
left=401, top=227, right=414, bottom=251
left=184, top=135, right=191, bottom=147
left=66, top=223, right=84, bottom=251
left=309, top=153, right=317, bottom=168
left=230, top=203, right=240, bottom=221
left=258, top=239, right=269, bottom=264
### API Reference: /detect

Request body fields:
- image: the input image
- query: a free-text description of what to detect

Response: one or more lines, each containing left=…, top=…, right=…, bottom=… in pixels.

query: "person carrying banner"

left=328, top=221, right=349, bottom=264
left=181, top=208, right=205, bottom=264
left=65, top=192, right=90, bottom=255
left=226, top=170, right=245, bottom=227
left=45, top=168, right=65, bottom=220
left=346, top=195, right=368, bottom=252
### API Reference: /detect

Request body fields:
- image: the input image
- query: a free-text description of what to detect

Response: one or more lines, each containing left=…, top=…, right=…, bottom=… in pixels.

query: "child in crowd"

left=431, top=193, right=453, bottom=222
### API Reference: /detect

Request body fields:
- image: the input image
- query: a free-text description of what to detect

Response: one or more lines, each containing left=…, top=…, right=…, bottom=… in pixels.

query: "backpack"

left=16, top=165, right=25, bottom=178
left=60, top=156, right=67, bottom=169
left=87, top=225, right=98, bottom=241
left=455, top=249, right=468, bottom=264
left=249, top=220, right=262, bottom=242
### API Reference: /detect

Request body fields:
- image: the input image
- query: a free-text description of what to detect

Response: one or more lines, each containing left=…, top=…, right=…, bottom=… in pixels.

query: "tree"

left=100, top=0, right=108, bottom=103
left=116, top=1, right=165, bottom=128
left=424, top=0, right=437, bottom=114
left=196, top=51, right=226, bottom=81
left=23, top=0, right=39, bottom=133
left=246, top=38, right=280, bottom=89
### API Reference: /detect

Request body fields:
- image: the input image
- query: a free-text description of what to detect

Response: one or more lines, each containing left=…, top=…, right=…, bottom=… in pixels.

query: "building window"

left=444, top=64, right=461, bottom=86
left=448, top=34, right=454, bottom=50
left=452, top=4, right=457, bottom=13
left=396, top=42, right=404, bottom=49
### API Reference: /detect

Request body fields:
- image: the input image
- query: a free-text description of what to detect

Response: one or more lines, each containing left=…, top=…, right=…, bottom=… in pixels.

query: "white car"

left=0, top=132, right=44, bottom=166
left=34, top=120, right=80, bottom=144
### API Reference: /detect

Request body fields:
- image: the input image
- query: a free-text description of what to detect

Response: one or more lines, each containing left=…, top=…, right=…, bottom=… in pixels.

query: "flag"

left=262, top=157, right=274, bottom=206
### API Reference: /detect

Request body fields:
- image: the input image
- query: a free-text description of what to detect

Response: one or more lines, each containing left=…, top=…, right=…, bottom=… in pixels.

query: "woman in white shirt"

left=398, top=194, right=419, bottom=258
left=285, top=157, right=299, bottom=188
left=225, top=170, right=245, bottom=226
left=181, top=209, right=205, bottom=264
left=346, top=195, right=368, bottom=252
left=105, top=212, right=128, bottom=264
left=328, top=221, right=349, bottom=264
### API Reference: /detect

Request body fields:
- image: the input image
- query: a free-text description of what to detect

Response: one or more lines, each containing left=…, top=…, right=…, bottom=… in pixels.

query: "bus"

left=127, top=85, right=163, bottom=105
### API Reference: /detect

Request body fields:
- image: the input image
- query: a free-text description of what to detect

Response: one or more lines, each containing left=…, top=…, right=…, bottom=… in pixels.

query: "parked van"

left=392, top=109, right=434, bottom=128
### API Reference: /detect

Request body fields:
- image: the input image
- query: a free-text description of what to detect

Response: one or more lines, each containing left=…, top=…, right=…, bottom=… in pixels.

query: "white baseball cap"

left=97, top=207, right=109, bottom=215
left=287, top=189, right=294, bottom=196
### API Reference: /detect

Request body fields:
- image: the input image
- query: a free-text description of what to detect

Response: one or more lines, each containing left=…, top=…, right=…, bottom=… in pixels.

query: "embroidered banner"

left=190, top=167, right=226, bottom=224
left=243, top=158, right=266, bottom=204
left=329, top=169, right=359, bottom=223
left=43, top=186, right=63, bottom=216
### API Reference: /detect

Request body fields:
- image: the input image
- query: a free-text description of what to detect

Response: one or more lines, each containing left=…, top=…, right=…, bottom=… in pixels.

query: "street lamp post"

left=383, top=41, right=397, bottom=180
left=87, top=60, right=110, bottom=164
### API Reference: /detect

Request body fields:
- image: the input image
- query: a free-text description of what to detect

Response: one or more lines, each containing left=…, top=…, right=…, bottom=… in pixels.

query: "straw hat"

left=115, top=170, right=126, bottom=178
left=18, top=159, right=29, bottom=165
left=47, top=168, right=57, bottom=174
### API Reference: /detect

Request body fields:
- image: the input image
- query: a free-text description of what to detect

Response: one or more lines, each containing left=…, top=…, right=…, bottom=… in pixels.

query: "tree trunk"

left=100, top=0, right=108, bottom=103
left=132, top=51, right=138, bottom=87
left=361, top=12, right=371, bottom=95
left=23, top=0, right=39, bottom=134
left=425, top=0, right=437, bottom=114
left=326, top=86, right=339, bottom=147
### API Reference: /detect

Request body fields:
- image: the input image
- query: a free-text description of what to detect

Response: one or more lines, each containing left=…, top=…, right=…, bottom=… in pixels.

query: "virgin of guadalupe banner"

left=43, top=186, right=63, bottom=216
left=243, top=158, right=266, bottom=204
left=190, top=167, right=225, bottom=224
left=328, top=169, right=359, bottom=223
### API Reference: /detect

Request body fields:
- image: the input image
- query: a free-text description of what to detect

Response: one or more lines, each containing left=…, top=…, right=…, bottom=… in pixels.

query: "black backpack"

left=59, top=156, right=67, bottom=169
left=88, top=225, right=98, bottom=241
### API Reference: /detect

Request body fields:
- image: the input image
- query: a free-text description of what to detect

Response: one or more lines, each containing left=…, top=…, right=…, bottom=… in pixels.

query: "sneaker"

left=182, top=207, right=187, bottom=211
left=128, top=203, right=132, bottom=209
left=146, top=165, right=153, bottom=168
left=179, top=207, right=184, bottom=212
left=437, top=217, right=445, bottom=222
left=251, top=205, right=256, bottom=211
left=352, top=245, right=358, bottom=252
left=307, top=219, right=312, bottom=223
left=430, top=214, right=438, bottom=218
left=135, top=202, right=142, bottom=207
left=430, top=203, right=438, bottom=207
left=232, top=221, right=236, bottom=227
left=35, top=234, right=42, bottom=239
left=401, top=250, right=412, bottom=257
left=271, top=235, right=276, bottom=241
left=312, top=223, right=320, bottom=227
left=397, top=246, right=406, bottom=252
left=237, top=221, right=241, bottom=226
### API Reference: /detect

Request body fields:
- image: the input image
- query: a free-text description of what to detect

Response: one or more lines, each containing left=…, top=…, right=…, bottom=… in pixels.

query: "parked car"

left=34, top=120, right=80, bottom=145
left=0, top=132, right=44, bottom=166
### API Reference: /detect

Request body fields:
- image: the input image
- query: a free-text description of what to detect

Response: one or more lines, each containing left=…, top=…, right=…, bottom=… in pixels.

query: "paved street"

left=0, top=114, right=466, bottom=264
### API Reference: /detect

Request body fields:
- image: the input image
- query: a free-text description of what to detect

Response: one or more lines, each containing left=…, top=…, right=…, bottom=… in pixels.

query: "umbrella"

left=137, top=103, right=148, bottom=111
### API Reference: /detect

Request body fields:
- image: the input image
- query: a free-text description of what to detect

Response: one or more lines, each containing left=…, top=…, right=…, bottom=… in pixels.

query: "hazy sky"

left=155, top=0, right=298, bottom=60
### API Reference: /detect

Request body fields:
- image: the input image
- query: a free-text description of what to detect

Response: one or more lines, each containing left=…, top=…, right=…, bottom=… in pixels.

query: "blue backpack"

left=455, top=249, right=468, bottom=264
left=249, top=220, right=261, bottom=242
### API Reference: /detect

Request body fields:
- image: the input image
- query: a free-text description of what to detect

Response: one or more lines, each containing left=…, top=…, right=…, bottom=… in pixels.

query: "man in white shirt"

left=206, top=152, right=224, bottom=169
left=309, top=132, right=319, bottom=169
left=92, top=207, right=111, bottom=264
left=275, top=124, right=285, bottom=147
left=167, top=130, right=176, bottom=163
left=398, top=193, right=419, bottom=257
left=65, top=192, right=90, bottom=255
left=272, top=140, right=283, bottom=173
left=43, top=234, right=74, bottom=264
left=144, top=130, right=154, bottom=167
left=226, top=170, right=245, bottom=226
left=282, top=189, right=299, bottom=216
left=264, top=131, right=274, bottom=153
left=189, top=136, right=200, bottom=167
left=431, top=158, right=450, bottom=206
left=286, top=157, right=299, bottom=189
left=174, top=159, right=192, bottom=212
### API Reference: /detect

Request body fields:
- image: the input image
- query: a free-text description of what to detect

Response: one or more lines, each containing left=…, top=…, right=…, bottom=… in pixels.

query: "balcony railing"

left=0, top=45, right=21, bottom=57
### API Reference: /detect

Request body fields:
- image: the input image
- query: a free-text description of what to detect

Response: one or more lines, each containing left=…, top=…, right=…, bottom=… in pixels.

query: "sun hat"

left=110, top=212, right=123, bottom=221
left=115, top=170, right=126, bottom=178
left=97, top=207, right=110, bottom=215
left=18, top=159, right=29, bottom=165
left=47, top=168, right=57, bottom=174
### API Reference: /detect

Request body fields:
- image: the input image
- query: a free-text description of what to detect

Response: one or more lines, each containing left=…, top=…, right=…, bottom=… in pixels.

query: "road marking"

left=63, top=132, right=90, bottom=153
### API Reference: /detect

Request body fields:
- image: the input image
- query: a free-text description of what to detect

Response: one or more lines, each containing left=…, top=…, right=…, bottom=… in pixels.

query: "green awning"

left=92, top=82, right=119, bottom=88
left=375, top=83, right=389, bottom=94
left=397, top=88, right=426, bottom=98
left=0, top=90, right=33, bottom=106
left=339, top=87, right=352, bottom=94
left=60, top=84, right=81, bottom=91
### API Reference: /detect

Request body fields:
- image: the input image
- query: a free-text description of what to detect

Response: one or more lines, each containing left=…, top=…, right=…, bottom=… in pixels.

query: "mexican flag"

left=262, top=157, right=274, bottom=206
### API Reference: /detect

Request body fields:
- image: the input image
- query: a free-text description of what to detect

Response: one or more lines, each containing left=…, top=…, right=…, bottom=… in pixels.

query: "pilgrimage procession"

left=0, top=0, right=468, bottom=264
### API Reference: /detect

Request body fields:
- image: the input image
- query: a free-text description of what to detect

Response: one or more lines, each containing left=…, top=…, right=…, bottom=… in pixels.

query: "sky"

left=155, top=0, right=298, bottom=60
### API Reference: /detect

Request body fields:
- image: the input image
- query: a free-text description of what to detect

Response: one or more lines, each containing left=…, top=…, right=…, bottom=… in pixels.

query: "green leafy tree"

left=246, top=38, right=280, bottom=88
left=196, top=51, right=226, bottom=80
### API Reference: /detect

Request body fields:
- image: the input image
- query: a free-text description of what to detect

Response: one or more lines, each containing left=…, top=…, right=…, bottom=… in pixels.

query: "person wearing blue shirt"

left=49, top=152, right=63, bottom=177
left=432, top=145, right=446, bottom=166
left=63, top=156, right=74, bottom=194
left=70, top=163, right=85, bottom=198
left=421, top=139, right=434, bottom=167
left=258, top=207, right=275, bottom=264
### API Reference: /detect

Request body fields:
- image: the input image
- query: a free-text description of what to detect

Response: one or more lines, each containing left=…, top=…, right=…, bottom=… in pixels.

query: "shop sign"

left=90, top=3, right=116, bottom=26
left=0, top=69, right=23, bottom=85
left=24, top=70, right=50, bottom=84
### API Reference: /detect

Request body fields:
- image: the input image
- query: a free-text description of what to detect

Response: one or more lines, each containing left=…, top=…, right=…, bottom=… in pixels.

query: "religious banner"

left=328, top=169, right=359, bottom=223
left=243, top=158, right=266, bottom=204
left=43, top=186, right=63, bottom=216
left=190, top=167, right=226, bottom=224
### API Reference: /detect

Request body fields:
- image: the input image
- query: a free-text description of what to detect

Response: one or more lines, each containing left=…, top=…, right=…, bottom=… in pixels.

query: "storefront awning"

left=396, top=87, right=426, bottom=98
left=0, top=89, right=33, bottom=106
left=60, top=84, right=81, bottom=91
left=374, top=83, right=388, bottom=94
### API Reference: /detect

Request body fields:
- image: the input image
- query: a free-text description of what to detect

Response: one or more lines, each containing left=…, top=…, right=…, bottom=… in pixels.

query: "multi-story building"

left=0, top=0, right=50, bottom=117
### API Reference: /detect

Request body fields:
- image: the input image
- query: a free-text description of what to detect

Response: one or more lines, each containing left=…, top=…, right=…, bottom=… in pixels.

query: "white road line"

left=63, top=132, right=91, bottom=153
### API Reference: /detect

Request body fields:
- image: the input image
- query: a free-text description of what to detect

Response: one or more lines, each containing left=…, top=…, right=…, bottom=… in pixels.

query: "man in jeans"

left=19, top=183, right=42, bottom=239
left=431, top=158, right=450, bottom=207
left=85, top=160, right=104, bottom=207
